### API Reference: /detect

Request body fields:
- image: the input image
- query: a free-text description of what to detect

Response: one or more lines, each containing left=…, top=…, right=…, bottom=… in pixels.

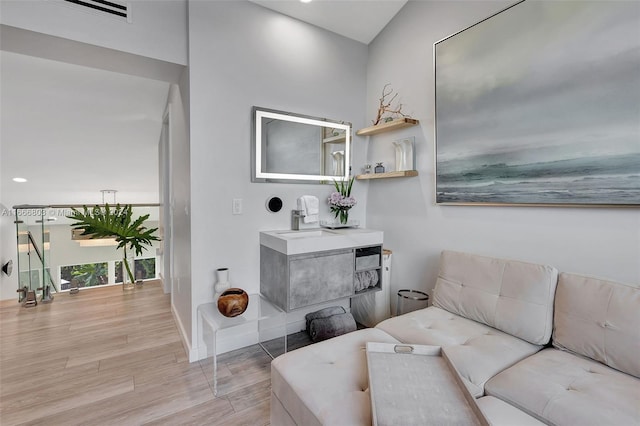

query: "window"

left=60, top=262, right=108, bottom=289
left=115, top=257, right=156, bottom=283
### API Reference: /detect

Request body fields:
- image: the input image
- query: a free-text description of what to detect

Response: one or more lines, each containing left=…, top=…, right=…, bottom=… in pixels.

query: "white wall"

left=0, top=0, right=187, bottom=66
left=163, top=72, right=193, bottom=354
left=187, top=1, right=368, bottom=358
left=366, top=0, right=640, bottom=311
left=0, top=110, right=12, bottom=300
left=0, top=152, right=11, bottom=300
left=0, top=205, right=17, bottom=301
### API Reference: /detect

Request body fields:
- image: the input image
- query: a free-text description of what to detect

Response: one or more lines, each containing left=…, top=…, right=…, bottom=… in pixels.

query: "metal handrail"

left=26, top=231, right=58, bottom=293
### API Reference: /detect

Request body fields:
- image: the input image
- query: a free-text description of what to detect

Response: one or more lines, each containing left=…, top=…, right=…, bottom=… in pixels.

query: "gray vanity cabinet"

left=260, top=246, right=361, bottom=312
left=289, top=250, right=353, bottom=310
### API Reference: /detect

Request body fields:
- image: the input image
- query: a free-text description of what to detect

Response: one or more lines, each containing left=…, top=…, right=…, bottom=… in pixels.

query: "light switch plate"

left=232, top=198, right=243, bottom=215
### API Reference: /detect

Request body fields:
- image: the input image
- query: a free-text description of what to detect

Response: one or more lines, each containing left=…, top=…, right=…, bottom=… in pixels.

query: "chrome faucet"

left=291, top=210, right=305, bottom=230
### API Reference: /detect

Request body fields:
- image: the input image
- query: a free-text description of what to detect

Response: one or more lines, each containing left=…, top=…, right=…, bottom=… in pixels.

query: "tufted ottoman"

left=271, top=328, right=399, bottom=426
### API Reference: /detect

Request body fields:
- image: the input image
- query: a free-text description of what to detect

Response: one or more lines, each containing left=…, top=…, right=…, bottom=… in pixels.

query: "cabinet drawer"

left=289, top=250, right=354, bottom=310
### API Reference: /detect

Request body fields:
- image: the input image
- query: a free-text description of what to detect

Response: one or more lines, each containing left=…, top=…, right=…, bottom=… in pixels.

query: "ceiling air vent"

left=63, top=0, right=130, bottom=22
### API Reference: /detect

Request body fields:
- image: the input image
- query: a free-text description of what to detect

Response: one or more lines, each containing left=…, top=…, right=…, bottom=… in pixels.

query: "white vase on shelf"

left=393, top=137, right=415, bottom=171
left=214, top=267, right=230, bottom=295
left=332, top=151, right=344, bottom=176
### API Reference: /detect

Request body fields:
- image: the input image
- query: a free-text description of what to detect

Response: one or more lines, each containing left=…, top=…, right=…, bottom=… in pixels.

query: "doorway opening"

left=13, top=204, right=161, bottom=301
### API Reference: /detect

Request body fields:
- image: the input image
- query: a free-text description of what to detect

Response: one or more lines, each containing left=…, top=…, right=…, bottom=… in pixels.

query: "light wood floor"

left=0, top=281, right=279, bottom=426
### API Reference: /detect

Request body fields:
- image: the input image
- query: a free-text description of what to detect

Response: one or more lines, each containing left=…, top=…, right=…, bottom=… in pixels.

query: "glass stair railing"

left=15, top=207, right=58, bottom=307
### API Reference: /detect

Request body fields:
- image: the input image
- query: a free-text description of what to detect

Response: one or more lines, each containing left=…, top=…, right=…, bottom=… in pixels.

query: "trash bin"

left=396, top=289, right=429, bottom=316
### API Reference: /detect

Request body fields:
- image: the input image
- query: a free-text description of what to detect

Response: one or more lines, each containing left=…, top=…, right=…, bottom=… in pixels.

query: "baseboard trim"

left=171, top=302, right=198, bottom=362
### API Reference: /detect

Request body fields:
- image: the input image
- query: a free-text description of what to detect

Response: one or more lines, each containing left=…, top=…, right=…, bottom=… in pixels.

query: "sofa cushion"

left=271, top=328, right=399, bottom=426
left=433, top=250, right=558, bottom=345
left=375, top=306, right=542, bottom=397
left=476, top=396, right=546, bottom=426
left=485, top=348, right=640, bottom=426
left=553, top=272, right=640, bottom=378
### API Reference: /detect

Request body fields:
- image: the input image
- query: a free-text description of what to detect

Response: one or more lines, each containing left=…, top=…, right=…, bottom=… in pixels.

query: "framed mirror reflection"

left=252, top=107, right=351, bottom=183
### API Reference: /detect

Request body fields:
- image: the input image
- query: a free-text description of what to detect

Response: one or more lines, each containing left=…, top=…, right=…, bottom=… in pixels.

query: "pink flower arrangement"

left=328, top=177, right=356, bottom=224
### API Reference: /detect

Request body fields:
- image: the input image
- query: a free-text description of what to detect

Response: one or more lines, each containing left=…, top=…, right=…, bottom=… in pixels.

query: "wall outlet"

left=232, top=198, right=243, bottom=215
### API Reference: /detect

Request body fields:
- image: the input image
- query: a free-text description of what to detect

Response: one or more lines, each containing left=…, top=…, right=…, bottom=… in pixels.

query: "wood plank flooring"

left=0, top=281, right=280, bottom=426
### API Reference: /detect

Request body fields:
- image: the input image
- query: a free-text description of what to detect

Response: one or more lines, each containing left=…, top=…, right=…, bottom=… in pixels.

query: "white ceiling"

left=0, top=1, right=406, bottom=208
left=250, top=0, right=407, bottom=44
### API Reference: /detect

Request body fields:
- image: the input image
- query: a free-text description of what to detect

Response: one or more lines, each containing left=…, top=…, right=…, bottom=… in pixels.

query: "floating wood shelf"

left=356, top=118, right=419, bottom=136
left=356, top=170, right=419, bottom=180
left=322, top=135, right=346, bottom=144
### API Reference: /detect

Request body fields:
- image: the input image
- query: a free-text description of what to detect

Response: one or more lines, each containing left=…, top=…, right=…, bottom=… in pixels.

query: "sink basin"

left=276, top=230, right=337, bottom=239
left=260, top=228, right=383, bottom=255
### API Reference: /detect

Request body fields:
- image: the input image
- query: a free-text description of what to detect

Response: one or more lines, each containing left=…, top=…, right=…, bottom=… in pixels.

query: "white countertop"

left=260, top=227, right=383, bottom=255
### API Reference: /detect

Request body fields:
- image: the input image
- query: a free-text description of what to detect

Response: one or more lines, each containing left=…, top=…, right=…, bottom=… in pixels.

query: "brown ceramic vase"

left=217, top=288, right=249, bottom=317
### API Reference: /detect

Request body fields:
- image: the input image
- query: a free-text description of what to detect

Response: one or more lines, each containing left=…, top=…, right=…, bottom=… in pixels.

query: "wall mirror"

left=252, top=106, right=351, bottom=183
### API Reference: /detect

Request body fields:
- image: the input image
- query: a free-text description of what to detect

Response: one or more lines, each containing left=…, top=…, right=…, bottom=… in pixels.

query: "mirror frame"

left=252, top=106, right=352, bottom=183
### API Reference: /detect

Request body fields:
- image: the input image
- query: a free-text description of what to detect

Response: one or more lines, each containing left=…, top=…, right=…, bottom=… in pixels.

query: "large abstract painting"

left=434, top=0, right=640, bottom=206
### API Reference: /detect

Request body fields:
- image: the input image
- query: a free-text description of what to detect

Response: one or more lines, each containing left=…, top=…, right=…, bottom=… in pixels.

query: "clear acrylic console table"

left=197, top=293, right=287, bottom=396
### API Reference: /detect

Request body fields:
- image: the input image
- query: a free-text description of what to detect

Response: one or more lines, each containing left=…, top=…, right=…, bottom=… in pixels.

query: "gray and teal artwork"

left=434, top=0, right=640, bottom=205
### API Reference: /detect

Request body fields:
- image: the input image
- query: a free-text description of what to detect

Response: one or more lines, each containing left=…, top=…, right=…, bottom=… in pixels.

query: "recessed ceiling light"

left=12, top=177, right=27, bottom=183
left=300, top=0, right=312, bottom=3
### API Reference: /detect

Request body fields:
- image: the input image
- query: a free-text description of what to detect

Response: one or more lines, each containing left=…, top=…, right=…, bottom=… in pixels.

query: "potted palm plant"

left=67, top=204, right=160, bottom=290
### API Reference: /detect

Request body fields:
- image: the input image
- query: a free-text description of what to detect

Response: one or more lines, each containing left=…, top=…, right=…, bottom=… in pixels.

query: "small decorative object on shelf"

left=372, top=83, right=412, bottom=126
left=328, top=176, right=356, bottom=224
left=217, top=288, right=249, bottom=317
left=363, top=164, right=372, bottom=174
left=331, top=151, right=345, bottom=176
left=214, top=267, right=230, bottom=294
left=393, top=137, right=415, bottom=171
left=375, top=163, right=385, bottom=173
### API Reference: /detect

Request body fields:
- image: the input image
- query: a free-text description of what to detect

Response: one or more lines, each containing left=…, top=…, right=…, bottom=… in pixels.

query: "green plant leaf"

left=67, top=204, right=160, bottom=283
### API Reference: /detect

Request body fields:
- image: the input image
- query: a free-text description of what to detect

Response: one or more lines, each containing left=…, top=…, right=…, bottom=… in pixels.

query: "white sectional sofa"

left=270, top=250, right=640, bottom=425
left=484, top=272, right=640, bottom=425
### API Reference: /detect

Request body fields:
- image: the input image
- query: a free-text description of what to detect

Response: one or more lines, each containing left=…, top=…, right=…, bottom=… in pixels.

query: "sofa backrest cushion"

left=553, top=273, right=640, bottom=378
left=433, top=251, right=558, bottom=345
